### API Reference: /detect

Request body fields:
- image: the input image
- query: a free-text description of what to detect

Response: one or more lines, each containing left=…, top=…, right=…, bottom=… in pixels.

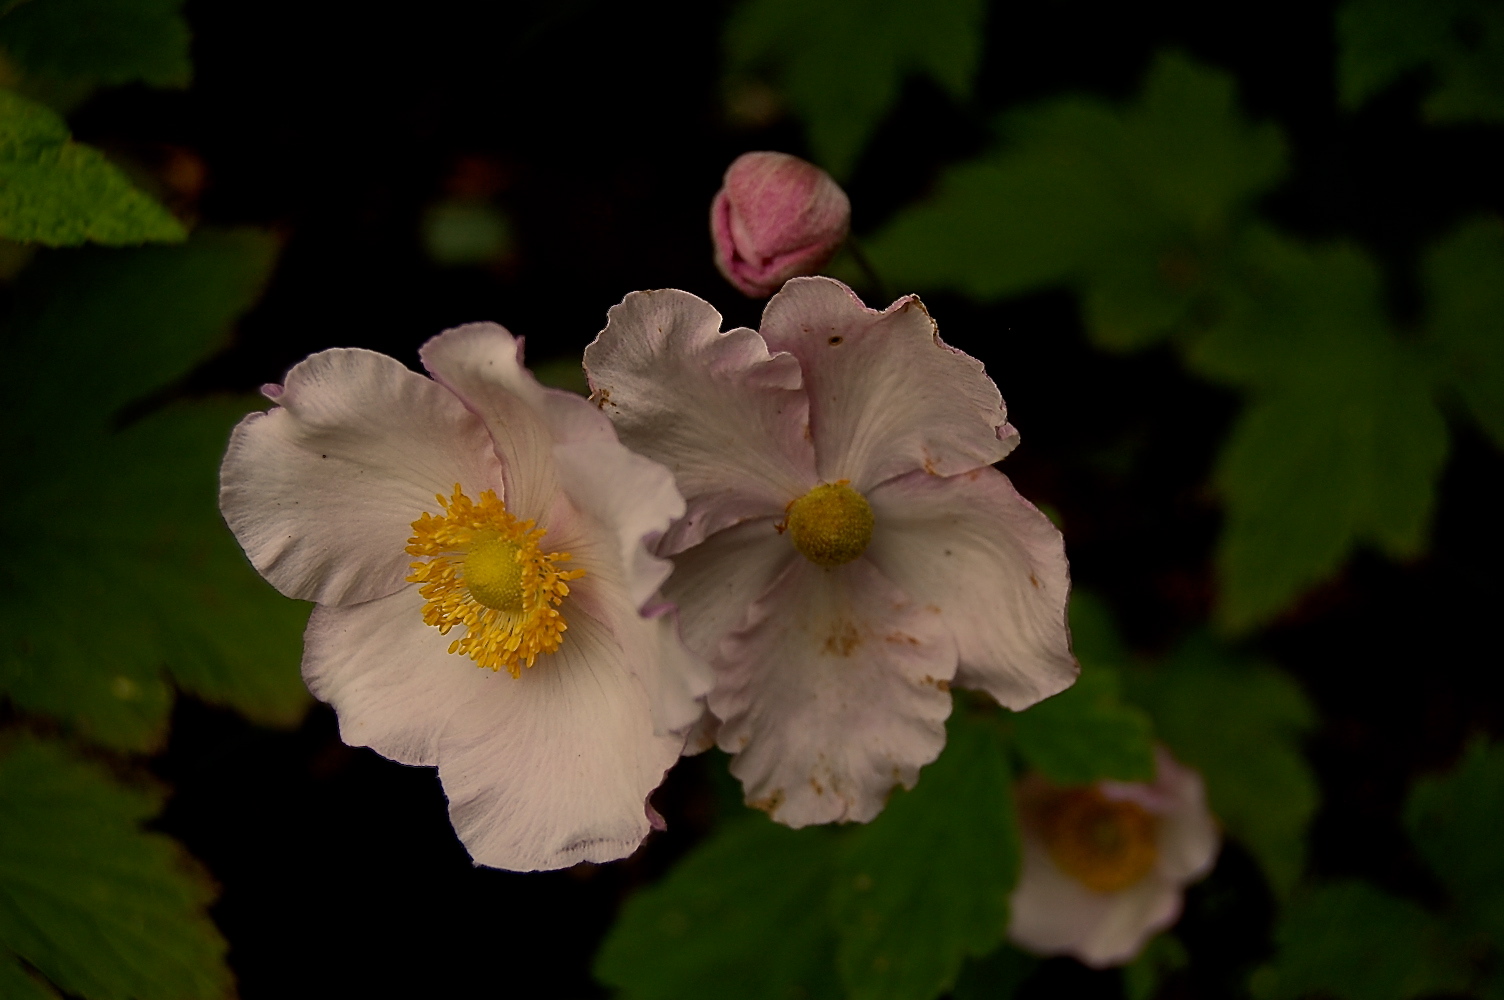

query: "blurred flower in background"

left=1009, top=747, right=1219, bottom=967
left=711, top=150, right=849, bottom=297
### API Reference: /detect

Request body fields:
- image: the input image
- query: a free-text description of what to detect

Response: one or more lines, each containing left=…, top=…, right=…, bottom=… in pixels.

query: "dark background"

left=68, top=0, right=1504, bottom=995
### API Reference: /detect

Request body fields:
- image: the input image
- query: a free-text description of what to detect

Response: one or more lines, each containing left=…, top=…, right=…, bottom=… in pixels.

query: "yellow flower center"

left=406, top=485, right=585, bottom=677
left=1043, top=788, right=1158, bottom=893
left=785, top=481, right=874, bottom=568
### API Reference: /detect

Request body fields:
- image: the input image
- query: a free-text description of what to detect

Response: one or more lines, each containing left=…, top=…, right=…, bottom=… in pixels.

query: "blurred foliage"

left=724, top=0, right=985, bottom=178
left=1252, top=881, right=1471, bottom=1000
left=595, top=818, right=843, bottom=1000
left=1338, top=0, right=1504, bottom=123
left=0, top=0, right=190, bottom=91
left=1012, top=662, right=1156, bottom=785
left=1125, top=933, right=1190, bottom=1000
left=0, top=89, right=184, bottom=245
left=0, top=232, right=309, bottom=752
left=0, top=3, right=307, bottom=993
left=0, top=737, right=230, bottom=1000
left=856, top=48, right=1501, bottom=631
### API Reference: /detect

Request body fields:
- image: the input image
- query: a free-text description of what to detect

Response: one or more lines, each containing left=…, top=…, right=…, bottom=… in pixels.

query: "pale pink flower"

left=219, top=323, right=709, bottom=871
left=584, top=276, right=1076, bottom=826
left=711, top=151, right=850, bottom=298
left=1009, top=748, right=1220, bottom=967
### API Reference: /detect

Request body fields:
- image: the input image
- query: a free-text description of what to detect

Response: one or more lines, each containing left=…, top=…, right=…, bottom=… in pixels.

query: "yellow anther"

left=1043, top=788, right=1158, bottom=893
left=786, top=481, right=874, bottom=568
left=406, top=486, right=585, bottom=677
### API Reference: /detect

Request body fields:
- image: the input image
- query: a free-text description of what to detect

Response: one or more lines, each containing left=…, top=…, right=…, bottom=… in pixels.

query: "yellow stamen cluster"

left=1042, top=788, right=1159, bottom=893
left=784, top=480, right=875, bottom=568
left=406, top=485, right=584, bottom=677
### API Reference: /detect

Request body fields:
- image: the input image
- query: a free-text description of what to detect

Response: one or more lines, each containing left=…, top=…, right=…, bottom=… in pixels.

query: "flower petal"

left=866, top=467, right=1076, bottom=710
left=584, top=289, right=817, bottom=554
left=711, top=557, right=957, bottom=826
left=1109, top=748, right=1220, bottom=884
left=419, top=322, right=565, bottom=524
left=219, top=348, right=503, bottom=606
left=659, top=517, right=795, bottom=660
left=757, top=277, right=1017, bottom=489
left=303, top=584, right=682, bottom=871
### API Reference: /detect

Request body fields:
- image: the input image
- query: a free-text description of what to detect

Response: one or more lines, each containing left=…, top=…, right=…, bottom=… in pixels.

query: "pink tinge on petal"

left=711, top=151, right=851, bottom=298
left=584, top=288, right=817, bottom=555
left=646, top=801, right=668, bottom=832
left=867, top=466, right=1076, bottom=711
left=711, top=557, right=958, bottom=827
left=759, top=277, right=1016, bottom=489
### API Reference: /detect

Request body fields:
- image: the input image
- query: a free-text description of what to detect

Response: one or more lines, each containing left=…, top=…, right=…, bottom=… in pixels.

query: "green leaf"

left=1190, top=232, right=1449, bottom=630
left=0, top=396, right=310, bottom=751
left=0, top=89, right=185, bottom=246
left=725, top=0, right=986, bottom=178
left=1337, top=0, right=1504, bottom=124
left=1405, top=739, right=1504, bottom=949
left=1123, top=637, right=1316, bottom=896
left=865, top=51, right=1284, bottom=350
left=0, top=232, right=305, bottom=751
left=0, top=737, right=232, bottom=1000
left=0, top=951, right=59, bottom=1000
left=950, top=944, right=1037, bottom=1000
left=0, top=0, right=190, bottom=90
left=595, top=817, right=842, bottom=1000
left=1424, top=215, right=1504, bottom=449
left=1124, top=933, right=1189, bottom=1000
left=1249, top=881, right=1469, bottom=1000
left=4, top=229, right=279, bottom=433
left=830, top=713, right=1019, bottom=1000
left=1013, top=663, right=1156, bottom=785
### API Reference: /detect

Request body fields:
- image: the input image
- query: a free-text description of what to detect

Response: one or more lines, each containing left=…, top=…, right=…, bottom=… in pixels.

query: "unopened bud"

left=710, top=151, right=850, bottom=298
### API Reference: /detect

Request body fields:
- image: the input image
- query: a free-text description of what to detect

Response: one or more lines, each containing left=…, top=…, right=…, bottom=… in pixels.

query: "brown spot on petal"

left=1030, top=573, right=1040, bottom=588
left=592, top=387, right=613, bottom=410
left=823, top=620, right=861, bottom=657
left=885, top=631, right=920, bottom=646
left=810, top=776, right=825, bottom=795
left=828, top=335, right=843, bottom=346
left=749, top=789, right=784, bottom=815
left=925, top=604, right=942, bottom=615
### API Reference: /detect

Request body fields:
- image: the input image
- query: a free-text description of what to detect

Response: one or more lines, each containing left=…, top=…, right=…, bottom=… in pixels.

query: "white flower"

left=1009, top=748, right=1220, bottom=967
left=583, top=276, right=1076, bottom=826
left=219, top=323, right=709, bottom=871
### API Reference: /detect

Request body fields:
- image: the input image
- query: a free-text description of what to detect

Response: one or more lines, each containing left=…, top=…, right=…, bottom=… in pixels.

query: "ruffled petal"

left=583, top=289, right=817, bottom=554
left=220, top=348, right=503, bottom=606
left=1109, top=748, right=1220, bottom=884
left=758, top=277, right=1017, bottom=489
left=419, top=322, right=565, bottom=524
left=659, top=517, right=795, bottom=660
left=866, top=467, right=1076, bottom=710
left=303, top=584, right=682, bottom=871
left=711, top=557, right=956, bottom=826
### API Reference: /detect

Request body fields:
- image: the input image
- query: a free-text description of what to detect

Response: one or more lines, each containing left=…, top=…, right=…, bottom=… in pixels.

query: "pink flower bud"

left=710, top=151, right=851, bottom=298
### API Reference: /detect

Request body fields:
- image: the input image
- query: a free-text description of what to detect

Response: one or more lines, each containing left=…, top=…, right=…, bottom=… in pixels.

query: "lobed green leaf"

left=0, top=89, right=185, bottom=246
left=1424, top=215, right=1504, bottom=449
left=1123, top=637, right=1316, bottom=896
left=725, top=0, right=986, bottom=178
left=1012, top=663, right=1156, bottom=785
left=1191, top=232, right=1448, bottom=630
left=0, top=737, right=232, bottom=1000
left=831, top=712, right=1019, bottom=1000
left=595, top=817, right=843, bottom=1000
left=1337, top=0, right=1504, bottom=123
left=865, top=51, right=1284, bottom=350
left=1405, top=739, right=1504, bottom=951
left=1249, top=881, right=1469, bottom=1000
